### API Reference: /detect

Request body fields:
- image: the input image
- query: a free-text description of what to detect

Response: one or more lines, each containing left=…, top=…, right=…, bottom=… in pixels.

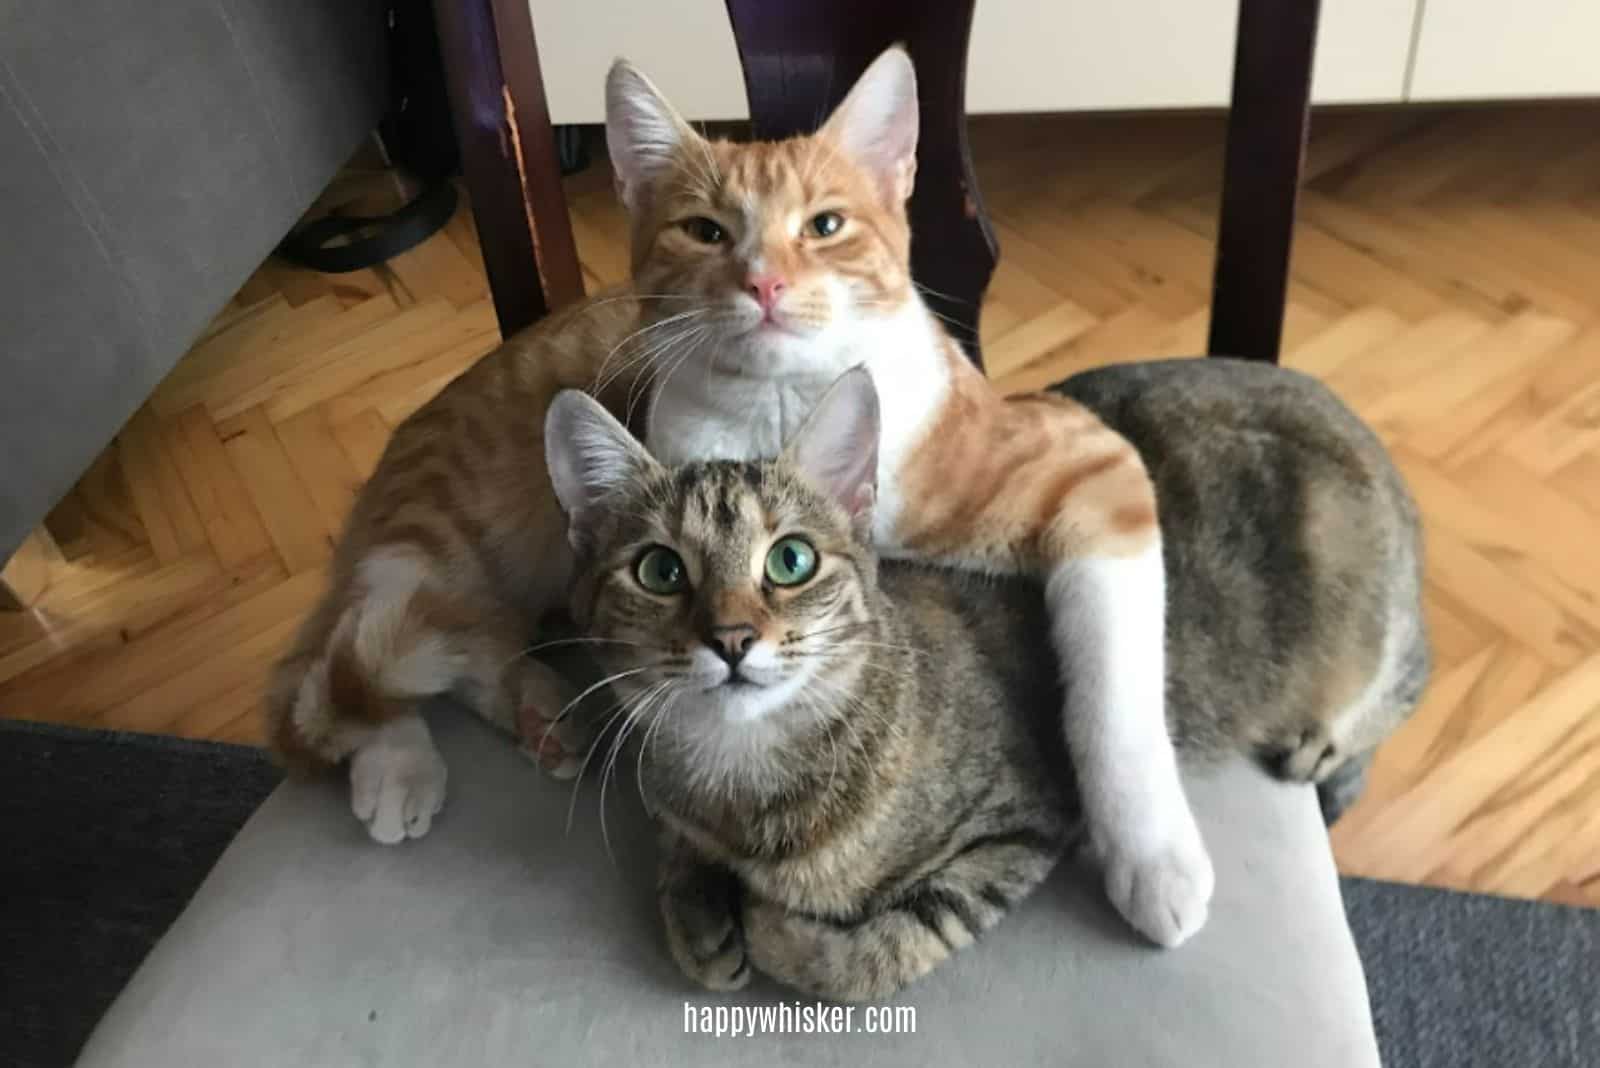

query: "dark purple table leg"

left=431, top=0, right=584, bottom=338
left=1207, top=0, right=1322, bottom=363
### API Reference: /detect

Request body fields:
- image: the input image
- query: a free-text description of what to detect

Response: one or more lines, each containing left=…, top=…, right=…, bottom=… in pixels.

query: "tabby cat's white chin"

left=702, top=672, right=811, bottom=726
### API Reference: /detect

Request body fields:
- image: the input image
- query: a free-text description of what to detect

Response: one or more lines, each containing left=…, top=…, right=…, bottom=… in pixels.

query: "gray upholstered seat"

left=78, top=707, right=1379, bottom=1066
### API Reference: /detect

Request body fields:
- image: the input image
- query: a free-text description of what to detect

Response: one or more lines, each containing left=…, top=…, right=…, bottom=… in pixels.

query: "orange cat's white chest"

left=647, top=371, right=840, bottom=465
left=644, top=299, right=952, bottom=535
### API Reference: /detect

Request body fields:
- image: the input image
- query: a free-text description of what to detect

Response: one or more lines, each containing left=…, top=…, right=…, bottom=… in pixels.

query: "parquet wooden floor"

left=5, top=105, right=1600, bottom=908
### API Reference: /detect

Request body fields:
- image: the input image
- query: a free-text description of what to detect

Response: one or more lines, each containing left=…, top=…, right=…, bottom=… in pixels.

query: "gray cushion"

left=78, top=709, right=1380, bottom=1067
left=0, top=0, right=386, bottom=558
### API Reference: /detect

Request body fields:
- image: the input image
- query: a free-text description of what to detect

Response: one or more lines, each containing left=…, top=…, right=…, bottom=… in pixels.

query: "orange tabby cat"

left=267, top=48, right=1210, bottom=947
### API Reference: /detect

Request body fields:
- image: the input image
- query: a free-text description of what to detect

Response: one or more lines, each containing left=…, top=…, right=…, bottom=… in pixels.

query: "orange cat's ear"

left=819, top=47, right=919, bottom=206
left=606, top=59, right=703, bottom=213
left=783, top=367, right=880, bottom=537
left=546, top=390, right=659, bottom=547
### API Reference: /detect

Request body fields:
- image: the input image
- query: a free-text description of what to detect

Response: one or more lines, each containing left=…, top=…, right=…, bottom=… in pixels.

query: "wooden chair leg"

left=1206, top=0, right=1322, bottom=363
left=430, top=0, right=585, bottom=338
left=1, top=527, right=63, bottom=611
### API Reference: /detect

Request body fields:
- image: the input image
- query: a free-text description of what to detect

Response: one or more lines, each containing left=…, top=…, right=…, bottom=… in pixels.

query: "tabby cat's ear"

left=545, top=391, right=658, bottom=547
left=819, top=46, right=919, bottom=206
left=606, top=59, right=701, bottom=213
left=783, top=367, right=880, bottom=536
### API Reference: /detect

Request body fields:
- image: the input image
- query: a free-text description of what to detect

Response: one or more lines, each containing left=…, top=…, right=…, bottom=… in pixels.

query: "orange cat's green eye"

left=808, top=211, right=844, bottom=238
left=635, top=546, right=688, bottom=595
left=680, top=217, right=726, bottom=244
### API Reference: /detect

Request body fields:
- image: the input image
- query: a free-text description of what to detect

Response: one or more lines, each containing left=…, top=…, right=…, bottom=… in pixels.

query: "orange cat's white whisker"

left=608, top=322, right=701, bottom=406
left=631, top=326, right=709, bottom=426
left=586, top=292, right=702, bottom=308
left=911, top=279, right=976, bottom=308
left=626, top=325, right=710, bottom=426
left=608, top=322, right=708, bottom=415
left=591, top=309, right=705, bottom=394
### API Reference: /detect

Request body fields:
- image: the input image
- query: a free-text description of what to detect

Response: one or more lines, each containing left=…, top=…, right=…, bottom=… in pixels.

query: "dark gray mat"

left=1342, top=877, right=1599, bottom=1067
left=2, top=719, right=1596, bottom=1067
left=0, top=720, right=281, bottom=1068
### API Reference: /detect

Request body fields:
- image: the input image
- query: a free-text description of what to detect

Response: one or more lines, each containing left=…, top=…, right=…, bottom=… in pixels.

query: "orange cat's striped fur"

left=268, top=49, right=1210, bottom=947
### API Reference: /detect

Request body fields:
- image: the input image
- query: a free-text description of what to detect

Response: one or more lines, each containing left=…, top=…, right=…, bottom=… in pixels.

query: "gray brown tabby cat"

left=544, top=359, right=1429, bottom=1000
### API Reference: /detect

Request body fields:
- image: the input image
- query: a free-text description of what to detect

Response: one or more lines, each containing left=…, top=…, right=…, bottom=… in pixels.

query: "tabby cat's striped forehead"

left=614, top=460, right=857, bottom=552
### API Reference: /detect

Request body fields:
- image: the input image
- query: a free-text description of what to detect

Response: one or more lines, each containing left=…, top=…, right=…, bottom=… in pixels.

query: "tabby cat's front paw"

left=1102, top=826, right=1214, bottom=948
left=663, top=896, right=751, bottom=992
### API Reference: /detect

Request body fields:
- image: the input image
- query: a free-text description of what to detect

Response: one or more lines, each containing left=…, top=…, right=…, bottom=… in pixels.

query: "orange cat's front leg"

left=886, top=368, right=1213, bottom=948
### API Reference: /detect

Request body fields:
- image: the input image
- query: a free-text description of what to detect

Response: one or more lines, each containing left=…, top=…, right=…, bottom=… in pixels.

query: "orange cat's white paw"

left=349, top=714, right=447, bottom=844
left=1102, top=828, right=1214, bottom=948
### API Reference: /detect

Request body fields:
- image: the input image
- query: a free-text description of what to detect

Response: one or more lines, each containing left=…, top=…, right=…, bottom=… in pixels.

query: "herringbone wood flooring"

left=5, top=106, right=1600, bottom=907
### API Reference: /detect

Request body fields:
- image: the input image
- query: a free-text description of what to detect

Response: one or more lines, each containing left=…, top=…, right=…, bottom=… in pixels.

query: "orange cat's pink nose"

left=746, top=273, right=787, bottom=315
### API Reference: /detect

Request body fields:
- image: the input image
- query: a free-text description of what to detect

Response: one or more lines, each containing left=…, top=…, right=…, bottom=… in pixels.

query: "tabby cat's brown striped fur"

left=543, top=363, right=1427, bottom=1001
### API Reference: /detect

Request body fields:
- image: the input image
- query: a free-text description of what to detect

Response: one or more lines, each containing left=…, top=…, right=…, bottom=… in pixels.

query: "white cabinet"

left=964, top=0, right=1237, bottom=113
left=1410, top=0, right=1600, bottom=101
left=529, top=0, right=747, bottom=124
left=967, top=0, right=1420, bottom=112
left=1313, top=0, right=1418, bottom=104
left=528, top=0, right=1594, bottom=123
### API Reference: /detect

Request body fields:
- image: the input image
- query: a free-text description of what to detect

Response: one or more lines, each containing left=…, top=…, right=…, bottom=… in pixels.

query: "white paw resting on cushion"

left=349, top=713, right=447, bottom=844
left=1101, top=818, right=1215, bottom=948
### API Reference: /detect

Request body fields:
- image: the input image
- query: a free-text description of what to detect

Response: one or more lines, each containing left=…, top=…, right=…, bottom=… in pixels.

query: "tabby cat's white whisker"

left=558, top=693, right=630, bottom=811
left=598, top=682, right=669, bottom=862
left=800, top=639, right=932, bottom=660
left=786, top=620, right=881, bottom=644
left=634, top=685, right=678, bottom=810
left=564, top=682, right=663, bottom=840
left=546, top=665, right=655, bottom=728
left=501, top=635, right=655, bottom=669
left=808, top=670, right=904, bottom=749
left=804, top=675, right=877, bottom=763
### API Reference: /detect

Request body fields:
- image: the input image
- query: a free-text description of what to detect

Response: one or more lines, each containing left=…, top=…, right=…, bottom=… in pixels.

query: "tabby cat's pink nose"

left=746, top=273, right=787, bottom=314
left=705, top=624, right=758, bottom=667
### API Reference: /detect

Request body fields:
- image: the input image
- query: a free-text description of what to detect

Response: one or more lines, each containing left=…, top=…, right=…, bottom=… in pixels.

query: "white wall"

left=528, top=0, right=1592, bottom=123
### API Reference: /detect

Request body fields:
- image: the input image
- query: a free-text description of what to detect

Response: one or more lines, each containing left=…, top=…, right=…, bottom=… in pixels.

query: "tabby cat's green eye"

left=808, top=211, right=844, bottom=238
left=764, top=537, right=818, bottom=587
left=681, top=216, right=726, bottom=244
left=635, top=546, right=688, bottom=595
